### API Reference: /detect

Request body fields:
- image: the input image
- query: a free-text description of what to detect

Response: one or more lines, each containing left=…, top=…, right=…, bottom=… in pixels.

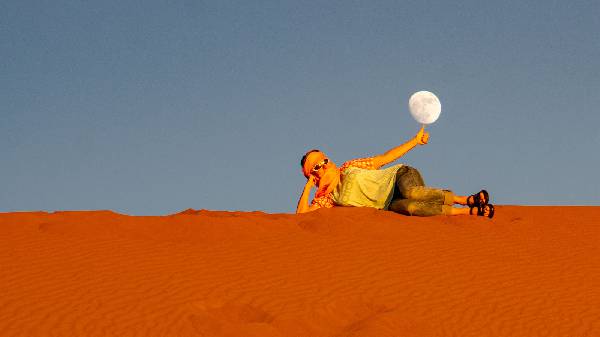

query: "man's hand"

left=297, top=175, right=319, bottom=214
left=415, top=126, right=430, bottom=145
left=304, top=175, right=317, bottom=189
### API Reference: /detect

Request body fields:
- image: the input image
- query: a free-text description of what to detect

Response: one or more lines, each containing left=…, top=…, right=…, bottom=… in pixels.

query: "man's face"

left=303, top=151, right=336, bottom=183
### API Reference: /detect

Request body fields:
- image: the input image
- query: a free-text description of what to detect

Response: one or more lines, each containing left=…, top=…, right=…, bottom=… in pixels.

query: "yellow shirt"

left=332, top=164, right=403, bottom=210
left=311, top=157, right=380, bottom=208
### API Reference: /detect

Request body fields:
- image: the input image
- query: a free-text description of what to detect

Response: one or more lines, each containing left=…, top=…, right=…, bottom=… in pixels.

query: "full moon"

left=408, top=91, right=442, bottom=125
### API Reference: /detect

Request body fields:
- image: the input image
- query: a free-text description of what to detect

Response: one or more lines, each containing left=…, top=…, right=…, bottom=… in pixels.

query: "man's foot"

left=469, top=203, right=495, bottom=219
left=467, top=190, right=489, bottom=208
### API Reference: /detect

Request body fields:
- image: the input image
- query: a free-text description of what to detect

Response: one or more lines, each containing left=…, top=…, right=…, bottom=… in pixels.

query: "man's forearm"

left=378, top=137, right=418, bottom=166
left=296, top=184, right=313, bottom=214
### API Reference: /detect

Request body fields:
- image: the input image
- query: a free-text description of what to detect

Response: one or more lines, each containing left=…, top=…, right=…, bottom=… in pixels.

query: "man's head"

left=300, top=149, right=337, bottom=181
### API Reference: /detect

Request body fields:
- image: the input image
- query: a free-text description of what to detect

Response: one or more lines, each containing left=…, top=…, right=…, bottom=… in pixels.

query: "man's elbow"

left=296, top=204, right=310, bottom=214
left=296, top=205, right=319, bottom=214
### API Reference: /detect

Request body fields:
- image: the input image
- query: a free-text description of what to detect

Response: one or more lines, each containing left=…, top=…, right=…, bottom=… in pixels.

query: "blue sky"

left=2, top=0, right=599, bottom=215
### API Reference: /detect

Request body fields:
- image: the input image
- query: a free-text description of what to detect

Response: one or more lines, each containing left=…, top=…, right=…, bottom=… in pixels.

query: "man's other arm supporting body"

left=296, top=176, right=321, bottom=213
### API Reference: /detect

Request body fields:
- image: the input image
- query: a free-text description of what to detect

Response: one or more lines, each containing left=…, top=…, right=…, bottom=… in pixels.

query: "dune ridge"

left=1, top=206, right=599, bottom=336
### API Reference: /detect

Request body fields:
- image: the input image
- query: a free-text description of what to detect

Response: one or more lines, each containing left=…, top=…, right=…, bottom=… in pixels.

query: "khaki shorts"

left=389, top=166, right=454, bottom=216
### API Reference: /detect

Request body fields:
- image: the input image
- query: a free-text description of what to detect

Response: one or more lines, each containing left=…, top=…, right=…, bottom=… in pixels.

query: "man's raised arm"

left=372, top=126, right=430, bottom=168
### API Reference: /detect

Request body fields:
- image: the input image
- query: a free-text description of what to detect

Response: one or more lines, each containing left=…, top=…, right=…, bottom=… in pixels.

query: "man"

left=296, top=127, right=494, bottom=217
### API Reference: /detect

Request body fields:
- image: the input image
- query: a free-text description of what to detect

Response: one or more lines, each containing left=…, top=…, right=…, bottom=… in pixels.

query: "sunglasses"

left=311, top=158, right=329, bottom=174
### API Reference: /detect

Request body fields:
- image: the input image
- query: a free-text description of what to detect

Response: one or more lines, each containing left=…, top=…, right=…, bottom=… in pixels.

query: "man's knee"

left=395, top=166, right=425, bottom=197
left=407, top=201, right=442, bottom=216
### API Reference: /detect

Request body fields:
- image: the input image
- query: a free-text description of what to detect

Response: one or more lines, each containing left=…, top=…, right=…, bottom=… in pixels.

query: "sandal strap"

left=487, top=204, right=495, bottom=218
left=468, top=190, right=490, bottom=207
left=478, top=204, right=495, bottom=218
left=481, top=190, right=489, bottom=206
left=477, top=204, right=485, bottom=216
left=467, top=193, right=478, bottom=207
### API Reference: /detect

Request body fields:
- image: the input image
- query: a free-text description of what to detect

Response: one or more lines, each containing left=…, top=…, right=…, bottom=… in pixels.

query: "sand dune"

left=1, top=206, right=599, bottom=336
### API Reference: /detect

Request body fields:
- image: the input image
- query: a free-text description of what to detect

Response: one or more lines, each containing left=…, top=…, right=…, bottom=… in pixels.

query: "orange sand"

left=1, top=206, right=599, bottom=336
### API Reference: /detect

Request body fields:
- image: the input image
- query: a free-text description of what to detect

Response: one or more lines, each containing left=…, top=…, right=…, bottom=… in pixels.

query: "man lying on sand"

left=297, top=127, right=494, bottom=218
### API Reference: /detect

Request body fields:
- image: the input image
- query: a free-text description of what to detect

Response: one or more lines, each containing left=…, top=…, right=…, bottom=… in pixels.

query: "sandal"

left=470, top=203, right=495, bottom=219
left=467, top=190, right=489, bottom=208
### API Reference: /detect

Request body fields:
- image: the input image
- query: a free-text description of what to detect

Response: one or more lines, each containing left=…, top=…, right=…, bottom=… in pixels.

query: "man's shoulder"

left=341, top=157, right=377, bottom=171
